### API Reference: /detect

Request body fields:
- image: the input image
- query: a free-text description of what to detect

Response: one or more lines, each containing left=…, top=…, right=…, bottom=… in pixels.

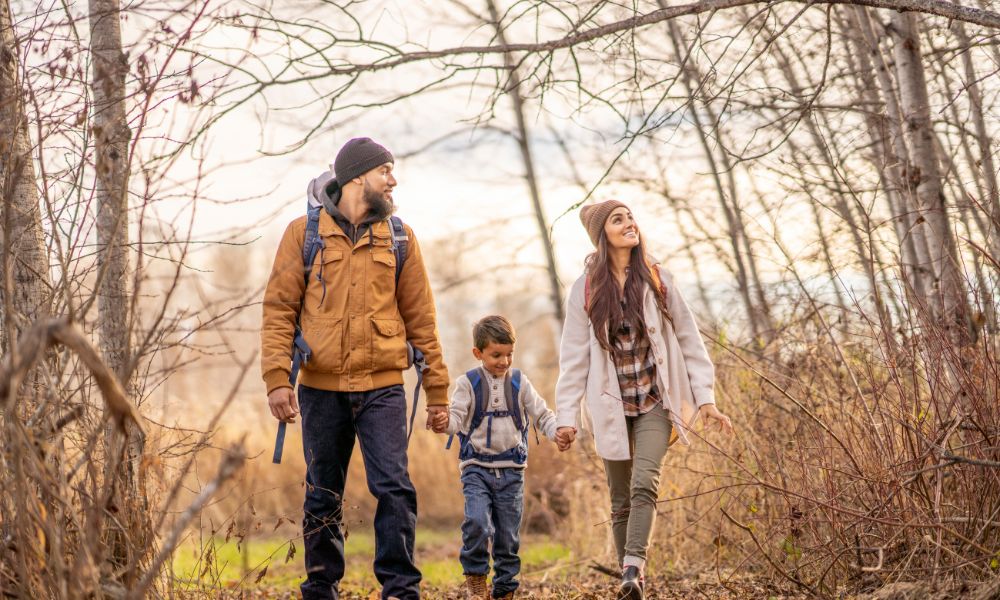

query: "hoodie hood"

left=306, top=169, right=382, bottom=243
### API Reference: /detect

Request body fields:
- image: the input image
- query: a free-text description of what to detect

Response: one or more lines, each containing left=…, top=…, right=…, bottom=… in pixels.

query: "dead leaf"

left=254, top=564, right=268, bottom=584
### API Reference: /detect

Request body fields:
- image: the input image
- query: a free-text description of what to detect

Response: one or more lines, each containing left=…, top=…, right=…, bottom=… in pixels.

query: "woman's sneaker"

left=616, top=565, right=644, bottom=600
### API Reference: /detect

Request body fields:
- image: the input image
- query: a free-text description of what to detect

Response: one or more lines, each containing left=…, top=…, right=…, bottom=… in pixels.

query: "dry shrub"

left=617, top=305, right=1000, bottom=596
left=0, top=319, right=249, bottom=599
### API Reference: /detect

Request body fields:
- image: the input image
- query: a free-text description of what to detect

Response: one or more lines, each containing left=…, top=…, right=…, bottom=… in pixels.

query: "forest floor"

left=169, top=528, right=994, bottom=599
left=168, top=527, right=813, bottom=599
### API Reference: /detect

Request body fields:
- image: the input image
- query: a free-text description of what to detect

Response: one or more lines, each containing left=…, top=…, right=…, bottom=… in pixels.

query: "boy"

left=430, top=315, right=558, bottom=600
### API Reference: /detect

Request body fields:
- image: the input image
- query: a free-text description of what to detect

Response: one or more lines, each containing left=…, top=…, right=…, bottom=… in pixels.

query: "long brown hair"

left=585, top=223, right=671, bottom=356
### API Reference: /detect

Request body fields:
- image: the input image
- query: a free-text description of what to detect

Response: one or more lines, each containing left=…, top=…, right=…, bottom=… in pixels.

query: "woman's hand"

left=699, top=404, right=734, bottom=436
left=555, top=427, right=577, bottom=452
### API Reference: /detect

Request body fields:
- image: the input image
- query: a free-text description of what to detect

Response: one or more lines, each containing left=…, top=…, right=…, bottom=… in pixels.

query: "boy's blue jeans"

left=459, top=465, right=524, bottom=598
left=298, top=384, right=421, bottom=600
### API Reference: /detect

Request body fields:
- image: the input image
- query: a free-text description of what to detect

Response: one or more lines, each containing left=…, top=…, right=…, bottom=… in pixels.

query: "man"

left=261, top=137, right=450, bottom=600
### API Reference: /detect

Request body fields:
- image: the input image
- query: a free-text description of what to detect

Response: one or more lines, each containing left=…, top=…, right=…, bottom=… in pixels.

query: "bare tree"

left=889, top=11, right=974, bottom=342
left=87, top=0, right=150, bottom=580
left=484, top=0, right=565, bottom=327
left=0, top=0, right=51, bottom=351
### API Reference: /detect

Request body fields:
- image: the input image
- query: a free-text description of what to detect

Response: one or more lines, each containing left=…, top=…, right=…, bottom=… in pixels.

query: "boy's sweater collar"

left=481, top=369, right=507, bottom=383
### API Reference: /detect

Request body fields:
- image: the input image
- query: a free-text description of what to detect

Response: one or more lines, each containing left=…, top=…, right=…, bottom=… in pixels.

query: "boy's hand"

left=555, top=427, right=576, bottom=452
left=426, top=406, right=448, bottom=432
left=430, top=410, right=449, bottom=433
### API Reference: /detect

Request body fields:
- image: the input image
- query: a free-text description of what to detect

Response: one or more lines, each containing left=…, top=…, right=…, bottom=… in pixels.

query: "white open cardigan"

left=554, top=265, right=716, bottom=460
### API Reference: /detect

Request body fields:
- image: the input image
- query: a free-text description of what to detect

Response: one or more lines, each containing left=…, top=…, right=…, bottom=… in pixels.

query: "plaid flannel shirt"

left=611, top=316, right=660, bottom=417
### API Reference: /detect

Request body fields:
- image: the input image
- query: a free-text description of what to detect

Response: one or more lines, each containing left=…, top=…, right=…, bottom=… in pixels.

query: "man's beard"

left=363, top=180, right=395, bottom=221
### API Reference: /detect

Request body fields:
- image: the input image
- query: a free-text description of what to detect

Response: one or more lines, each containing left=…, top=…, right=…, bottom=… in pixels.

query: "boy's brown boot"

left=464, top=573, right=489, bottom=600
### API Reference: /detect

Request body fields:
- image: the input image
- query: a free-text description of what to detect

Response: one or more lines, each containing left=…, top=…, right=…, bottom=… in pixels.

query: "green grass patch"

left=172, top=529, right=572, bottom=593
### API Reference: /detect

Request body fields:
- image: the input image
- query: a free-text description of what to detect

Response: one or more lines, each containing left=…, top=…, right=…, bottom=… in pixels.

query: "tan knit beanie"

left=580, top=199, right=629, bottom=246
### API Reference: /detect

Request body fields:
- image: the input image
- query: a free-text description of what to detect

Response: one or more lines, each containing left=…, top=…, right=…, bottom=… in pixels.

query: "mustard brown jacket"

left=260, top=208, right=450, bottom=405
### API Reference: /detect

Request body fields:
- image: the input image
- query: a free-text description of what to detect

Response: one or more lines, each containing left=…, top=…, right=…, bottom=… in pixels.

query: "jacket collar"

left=318, top=208, right=392, bottom=248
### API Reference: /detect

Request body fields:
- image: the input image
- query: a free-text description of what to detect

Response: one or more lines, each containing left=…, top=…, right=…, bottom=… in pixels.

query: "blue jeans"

left=298, top=384, right=420, bottom=600
left=459, top=465, right=524, bottom=598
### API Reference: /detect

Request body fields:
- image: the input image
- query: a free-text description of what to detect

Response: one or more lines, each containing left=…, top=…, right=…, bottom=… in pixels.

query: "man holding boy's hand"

left=430, top=409, right=449, bottom=433
left=261, top=138, right=449, bottom=600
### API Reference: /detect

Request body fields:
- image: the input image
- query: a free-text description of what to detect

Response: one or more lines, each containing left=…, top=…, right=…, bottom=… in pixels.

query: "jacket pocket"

left=300, top=315, right=344, bottom=373
left=304, top=249, right=344, bottom=310
left=370, top=249, right=398, bottom=304
left=371, top=249, right=396, bottom=269
left=371, top=317, right=409, bottom=371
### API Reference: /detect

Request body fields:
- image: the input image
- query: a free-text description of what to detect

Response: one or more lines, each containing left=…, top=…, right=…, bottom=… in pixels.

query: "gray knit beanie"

left=580, top=199, right=629, bottom=246
left=334, top=137, right=394, bottom=186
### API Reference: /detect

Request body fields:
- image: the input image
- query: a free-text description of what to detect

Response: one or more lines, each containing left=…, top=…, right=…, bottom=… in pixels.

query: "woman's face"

left=603, top=207, right=640, bottom=250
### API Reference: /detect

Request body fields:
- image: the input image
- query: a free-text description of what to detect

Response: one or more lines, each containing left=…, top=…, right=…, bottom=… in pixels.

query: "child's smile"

left=473, top=341, right=515, bottom=378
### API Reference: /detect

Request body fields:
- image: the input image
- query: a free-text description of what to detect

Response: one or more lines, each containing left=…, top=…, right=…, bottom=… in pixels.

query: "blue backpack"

left=446, top=367, right=536, bottom=465
left=272, top=202, right=427, bottom=463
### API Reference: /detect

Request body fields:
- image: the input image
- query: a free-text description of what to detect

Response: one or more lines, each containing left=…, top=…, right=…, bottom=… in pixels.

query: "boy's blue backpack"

left=446, top=367, right=537, bottom=465
left=272, top=182, right=428, bottom=464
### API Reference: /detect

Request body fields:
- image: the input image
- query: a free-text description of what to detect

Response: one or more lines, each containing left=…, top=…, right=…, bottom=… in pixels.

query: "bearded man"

left=260, top=138, right=450, bottom=600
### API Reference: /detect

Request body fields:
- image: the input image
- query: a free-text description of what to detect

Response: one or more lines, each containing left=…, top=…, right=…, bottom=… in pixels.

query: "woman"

left=554, top=200, right=733, bottom=600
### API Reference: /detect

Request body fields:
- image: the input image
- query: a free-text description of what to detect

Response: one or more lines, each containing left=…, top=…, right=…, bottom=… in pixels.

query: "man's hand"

left=699, top=403, right=734, bottom=436
left=555, top=426, right=576, bottom=452
left=426, top=406, right=448, bottom=432
left=268, top=387, right=299, bottom=423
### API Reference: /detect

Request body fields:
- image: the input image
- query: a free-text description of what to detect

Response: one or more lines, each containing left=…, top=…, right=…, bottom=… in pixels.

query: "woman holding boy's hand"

left=553, top=200, right=733, bottom=600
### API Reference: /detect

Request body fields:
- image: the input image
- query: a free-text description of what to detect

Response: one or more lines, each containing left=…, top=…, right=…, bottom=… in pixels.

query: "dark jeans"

left=459, top=465, right=524, bottom=598
left=298, top=384, right=420, bottom=600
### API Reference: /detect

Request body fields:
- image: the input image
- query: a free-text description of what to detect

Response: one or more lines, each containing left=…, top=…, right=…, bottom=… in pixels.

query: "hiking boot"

left=616, top=565, right=644, bottom=600
left=464, top=573, right=489, bottom=600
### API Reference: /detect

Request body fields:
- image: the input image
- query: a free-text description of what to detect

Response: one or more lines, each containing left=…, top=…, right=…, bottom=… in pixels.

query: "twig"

left=127, top=441, right=247, bottom=600
left=720, top=507, right=820, bottom=597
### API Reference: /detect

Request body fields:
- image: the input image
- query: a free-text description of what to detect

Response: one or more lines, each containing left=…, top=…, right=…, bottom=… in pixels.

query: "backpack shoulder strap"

left=506, top=369, right=525, bottom=431
left=302, top=204, right=324, bottom=287
left=389, top=216, right=408, bottom=285
left=466, top=367, right=487, bottom=432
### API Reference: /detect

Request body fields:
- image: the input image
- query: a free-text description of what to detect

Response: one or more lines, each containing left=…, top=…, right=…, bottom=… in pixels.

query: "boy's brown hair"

left=473, top=315, right=516, bottom=350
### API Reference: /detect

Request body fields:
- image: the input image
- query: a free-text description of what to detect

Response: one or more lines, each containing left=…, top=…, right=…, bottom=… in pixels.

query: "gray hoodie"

left=446, top=369, right=558, bottom=471
left=307, top=169, right=382, bottom=244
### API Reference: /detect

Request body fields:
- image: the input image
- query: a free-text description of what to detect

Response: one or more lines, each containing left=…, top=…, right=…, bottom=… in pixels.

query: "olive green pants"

left=602, top=403, right=673, bottom=569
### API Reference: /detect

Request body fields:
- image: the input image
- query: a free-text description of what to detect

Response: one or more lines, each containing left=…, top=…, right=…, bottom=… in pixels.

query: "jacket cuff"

left=556, top=415, right=579, bottom=431
left=264, top=369, right=292, bottom=395
left=425, top=386, right=449, bottom=406
left=693, top=388, right=715, bottom=407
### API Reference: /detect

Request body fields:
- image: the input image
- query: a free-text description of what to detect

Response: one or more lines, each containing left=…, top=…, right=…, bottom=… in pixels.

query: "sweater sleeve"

left=519, top=374, right=557, bottom=441
left=554, top=276, right=590, bottom=430
left=660, top=266, right=716, bottom=407
left=446, top=375, right=474, bottom=436
left=260, top=219, right=307, bottom=394
left=396, top=225, right=450, bottom=405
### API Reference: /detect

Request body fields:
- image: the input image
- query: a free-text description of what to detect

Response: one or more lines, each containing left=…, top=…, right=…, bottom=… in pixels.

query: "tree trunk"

left=889, top=11, right=973, bottom=342
left=767, top=34, right=887, bottom=328
left=663, top=14, right=772, bottom=344
left=952, top=21, right=1000, bottom=265
left=846, top=7, right=931, bottom=306
left=88, top=0, right=147, bottom=582
left=0, top=0, right=51, bottom=352
left=485, top=0, right=564, bottom=329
